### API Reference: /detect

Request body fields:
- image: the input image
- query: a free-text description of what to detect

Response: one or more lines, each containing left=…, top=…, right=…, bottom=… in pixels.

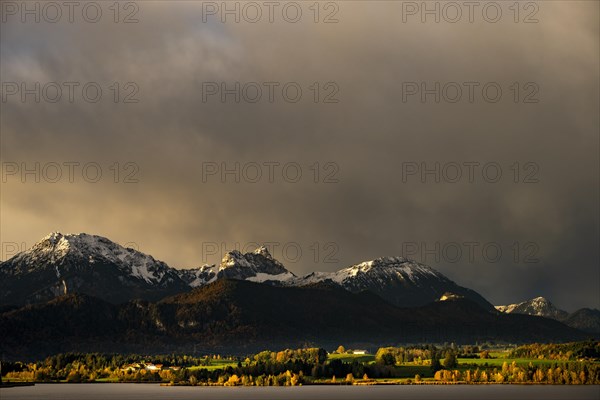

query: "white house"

left=145, top=363, right=163, bottom=372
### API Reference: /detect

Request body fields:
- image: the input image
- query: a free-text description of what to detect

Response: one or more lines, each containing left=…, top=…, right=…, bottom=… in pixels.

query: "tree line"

left=2, top=341, right=599, bottom=385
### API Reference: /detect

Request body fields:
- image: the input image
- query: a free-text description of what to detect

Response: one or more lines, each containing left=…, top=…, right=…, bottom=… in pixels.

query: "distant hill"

left=563, top=308, right=600, bottom=334
left=496, top=297, right=569, bottom=320
left=295, top=257, right=495, bottom=310
left=496, top=297, right=600, bottom=334
left=0, top=279, right=588, bottom=360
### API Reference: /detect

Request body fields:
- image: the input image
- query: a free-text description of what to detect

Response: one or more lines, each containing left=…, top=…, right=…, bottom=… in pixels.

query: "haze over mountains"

left=496, top=297, right=600, bottom=334
left=0, top=232, right=597, bottom=360
left=0, top=232, right=493, bottom=310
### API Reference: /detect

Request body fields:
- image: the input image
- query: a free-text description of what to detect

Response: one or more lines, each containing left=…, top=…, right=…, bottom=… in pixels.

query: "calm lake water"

left=1, top=384, right=599, bottom=400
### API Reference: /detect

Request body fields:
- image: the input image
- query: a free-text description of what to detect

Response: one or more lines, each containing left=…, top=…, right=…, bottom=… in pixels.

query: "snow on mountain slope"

left=495, top=304, right=519, bottom=314
left=292, top=257, right=495, bottom=310
left=217, top=246, right=296, bottom=281
left=294, top=258, right=435, bottom=285
left=177, top=247, right=296, bottom=287
left=495, top=297, right=569, bottom=320
left=322, top=257, right=441, bottom=285
left=0, top=232, right=189, bottom=305
left=1, top=232, right=494, bottom=311
left=246, top=271, right=296, bottom=283
left=7, top=232, right=176, bottom=284
left=177, top=265, right=218, bottom=287
left=496, top=298, right=600, bottom=332
left=198, top=249, right=455, bottom=291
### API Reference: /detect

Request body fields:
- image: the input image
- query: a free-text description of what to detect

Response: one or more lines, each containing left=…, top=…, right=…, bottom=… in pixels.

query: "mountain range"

left=0, top=232, right=493, bottom=310
left=496, top=297, right=600, bottom=334
left=0, top=232, right=597, bottom=359
left=496, top=296, right=570, bottom=320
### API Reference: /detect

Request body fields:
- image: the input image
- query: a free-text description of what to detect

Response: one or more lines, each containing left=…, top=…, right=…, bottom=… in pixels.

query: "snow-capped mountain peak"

left=0, top=232, right=190, bottom=305
left=177, top=264, right=218, bottom=287
left=323, top=257, right=442, bottom=285
left=8, top=232, right=176, bottom=285
left=216, top=246, right=295, bottom=282
left=293, top=256, right=493, bottom=310
left=43, top=231, right=68, bottom=246
left=252, top=245, right=273, bottom=259
left=1, top=232, right=493, bottom=311
left=221, top=250, right=252, bottom=270
left=20, top=231, right=72, bottom=264
left=178, top=246, right=294, bottom=287
left=495, top=296, right=569, bottom=320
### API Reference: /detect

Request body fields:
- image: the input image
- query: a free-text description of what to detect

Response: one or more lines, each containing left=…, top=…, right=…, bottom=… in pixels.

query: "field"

left=327, top=351, right=569, bottom=379
left=456, top=351, right=557, bottom=368
left=457, top=357, right=551, bottom=367
left=188, top=359, right=238, bottom=371
left=328, top=353, right=376, bottom=363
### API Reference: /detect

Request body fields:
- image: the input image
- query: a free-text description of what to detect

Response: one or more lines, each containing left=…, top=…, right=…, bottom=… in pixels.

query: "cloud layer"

left=1, top=1, right=598, bottom=310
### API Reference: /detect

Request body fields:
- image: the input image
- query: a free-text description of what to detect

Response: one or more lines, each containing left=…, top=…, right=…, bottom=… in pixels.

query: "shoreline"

left=0, top=383, right=35, bottom=388
left=2, top=380, right=591, bottom=387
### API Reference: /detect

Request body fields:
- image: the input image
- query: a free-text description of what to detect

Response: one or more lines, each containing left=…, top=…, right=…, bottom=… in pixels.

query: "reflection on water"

left=1, top=384, right=599, bottom=400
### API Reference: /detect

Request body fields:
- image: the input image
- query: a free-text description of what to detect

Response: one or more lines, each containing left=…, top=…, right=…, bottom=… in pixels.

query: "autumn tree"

left=442, top=350, right=457, bottom=369
left=375, top=348, right=396, bottom=366
left=430, top=350, right=441, bottom=372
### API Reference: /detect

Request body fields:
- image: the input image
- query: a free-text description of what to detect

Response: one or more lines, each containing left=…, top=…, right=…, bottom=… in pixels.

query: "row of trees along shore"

left=2, top=341, right=599, bottom=385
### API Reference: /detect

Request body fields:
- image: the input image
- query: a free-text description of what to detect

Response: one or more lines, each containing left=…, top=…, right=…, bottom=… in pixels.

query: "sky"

left=0, top=1, right=598, bottom=311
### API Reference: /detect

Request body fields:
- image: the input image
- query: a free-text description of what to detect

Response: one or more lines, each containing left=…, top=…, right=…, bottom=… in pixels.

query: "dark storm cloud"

left=1, top=1, right=598, bottom=310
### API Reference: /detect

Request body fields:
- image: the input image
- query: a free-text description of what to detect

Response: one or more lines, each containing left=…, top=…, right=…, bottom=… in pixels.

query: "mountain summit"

left=297, top=257, right=494, bottom=310
left=15, top=232, right=174, bottom=283
left=0, top=232, right=189, bottom=305
left=1, top=232, right=490, bottom=310
left=219, top=247, right=295, bottom=281
left=177, top=247, right=297, bottom=288
left=495, top=296, right=600, bottom=333
left=496, top=296, right=569, bottom=320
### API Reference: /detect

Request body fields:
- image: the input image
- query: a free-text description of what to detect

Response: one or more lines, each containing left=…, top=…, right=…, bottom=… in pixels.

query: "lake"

left=1, top=384, right=599, bottom=400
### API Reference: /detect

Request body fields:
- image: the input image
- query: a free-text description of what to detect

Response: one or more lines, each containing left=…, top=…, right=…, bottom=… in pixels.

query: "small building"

left=121, top=363, right=142, bottom=372
left=145, top=363, right=161, bottom=372
left=352, top=350, right=368, bottom=355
